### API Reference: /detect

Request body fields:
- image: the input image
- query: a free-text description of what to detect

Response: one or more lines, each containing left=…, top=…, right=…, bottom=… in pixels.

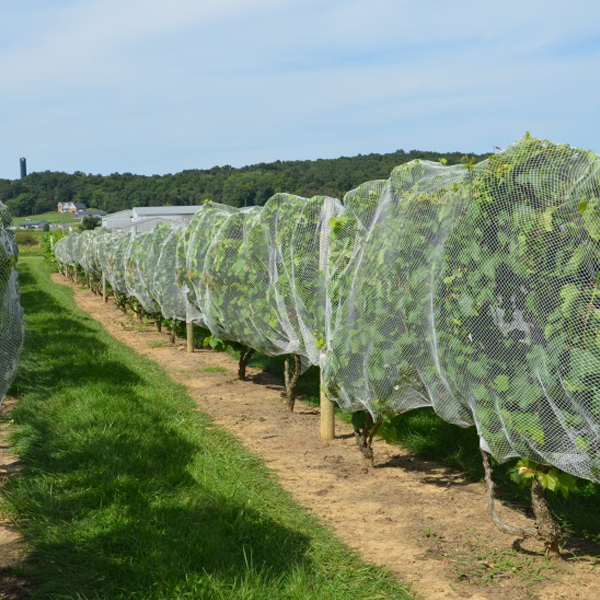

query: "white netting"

left=151, top=222, right=187, bottom=322
left=79, top=228, right=106, bottom=278
left=54, top=136, right=600, bottom=483
left=125, top=230, right=159, bottom=313
left=324, top=137, right=600, bottom=481
left=0, top=203, right=24, bottom=403
left=102, top=231, right=130, bottom=295
left=176, top=202, right=237, bottom=325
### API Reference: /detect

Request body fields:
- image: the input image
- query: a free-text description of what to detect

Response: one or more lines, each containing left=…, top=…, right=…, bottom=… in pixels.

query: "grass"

left=202, top=366, right=230, bottom=374
left=16, top=244, right=43, bottom=257
left=419, top=528, right=559, bottom=587
left=14, top=233, right=45, bottom=257
left=14, top=211, right=80, bottom=226
left=2, top=256, right=413, bottom=600
left=148, top=340, right=171, bottom=348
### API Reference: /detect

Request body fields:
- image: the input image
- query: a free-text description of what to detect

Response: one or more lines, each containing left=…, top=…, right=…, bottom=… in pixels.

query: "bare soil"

left=36, top=275, right=600, bottom=598
left=0, top=398, right=31, bottom=599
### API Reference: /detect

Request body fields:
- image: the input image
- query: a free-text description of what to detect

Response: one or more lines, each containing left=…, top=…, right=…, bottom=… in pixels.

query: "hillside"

left=0, top=148, right=489, bottom=217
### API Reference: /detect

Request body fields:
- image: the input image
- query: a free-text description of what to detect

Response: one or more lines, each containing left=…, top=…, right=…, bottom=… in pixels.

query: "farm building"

left=58, top=201, right=86, bottom=213
left=102, top=206, right=203, bottom=233
left=19, top=220, right=49, bottom=230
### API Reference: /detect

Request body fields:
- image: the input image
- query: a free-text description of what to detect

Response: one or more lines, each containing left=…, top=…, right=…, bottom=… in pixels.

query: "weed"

left=202, top=366, right=229, bottom=373
left=148, top=341, right=170, bottom=348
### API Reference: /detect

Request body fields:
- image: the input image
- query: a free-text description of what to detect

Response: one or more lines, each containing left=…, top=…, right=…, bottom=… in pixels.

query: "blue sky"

left=1, top=0, right=599, bottom=179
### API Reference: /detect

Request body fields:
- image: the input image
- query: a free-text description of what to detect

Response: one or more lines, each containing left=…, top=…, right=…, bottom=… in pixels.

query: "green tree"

left=80, top=216, right=101, bottom=230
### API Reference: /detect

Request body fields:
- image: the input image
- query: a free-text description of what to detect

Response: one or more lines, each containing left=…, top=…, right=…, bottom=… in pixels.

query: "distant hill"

left=0, top=148, right=490, bottom=217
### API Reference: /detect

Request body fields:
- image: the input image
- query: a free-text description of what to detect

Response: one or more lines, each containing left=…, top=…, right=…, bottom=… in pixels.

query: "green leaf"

left=559, top=283, right=580, bottom=316
left=565, top=347, right=600, bottom=391
left=555, top=470, right=577, bottom=497
left=537, top=470, right=559, bottom=492
left=493, top=375, right=510, bottom=393
left=540, top=208, right=554, bottom=232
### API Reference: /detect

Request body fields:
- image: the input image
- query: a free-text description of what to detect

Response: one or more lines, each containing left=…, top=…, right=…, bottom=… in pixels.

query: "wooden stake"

left=319, top=356, right=335, bottom=440
left=186, top=321, right=194, bottom=353
left=102, top=274, right=107, bottom=302
left=319, top=197, right=335, bottom=440
left=186, top=301, right=194, bottom=353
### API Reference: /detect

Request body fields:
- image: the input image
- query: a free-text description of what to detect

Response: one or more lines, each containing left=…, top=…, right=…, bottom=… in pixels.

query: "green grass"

left=2, top=257, right=413, bottom=600
left=202, top=366, right=230, bottom=374
left=15, top=230, right=45, bottom=243
left=14, top=211, right=80, bottom=226
left=148, top=340, right=171, bottom=349
left=16, top=244, right=43, bottom=257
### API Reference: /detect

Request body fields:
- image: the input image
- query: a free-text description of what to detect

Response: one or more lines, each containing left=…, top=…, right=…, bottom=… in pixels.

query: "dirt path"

left=0, top=398, right=31, bottom=599
left=55, top=275, right=600, bottom=600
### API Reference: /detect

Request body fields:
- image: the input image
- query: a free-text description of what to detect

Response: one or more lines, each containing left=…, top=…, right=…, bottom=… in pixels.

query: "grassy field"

left=14, top=211, right=80, bottom=227
left=2, top=257, right=413, bottom=600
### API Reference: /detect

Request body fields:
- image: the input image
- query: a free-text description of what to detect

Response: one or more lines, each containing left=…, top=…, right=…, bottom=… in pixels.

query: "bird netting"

left=125, top=229, right=160, bottom=313
left=79, top=228, right=106, bottom=279
left=324, top=136, right=600, bottom=481
left=102, top=230, right=130, bottom=296
left=176, top=202, right=237, bottom=325
left=0, top=203, right=24, bottom=404
left=151, top=222, right=187, bottom=322
left=54, top=135, right=600, bottom=483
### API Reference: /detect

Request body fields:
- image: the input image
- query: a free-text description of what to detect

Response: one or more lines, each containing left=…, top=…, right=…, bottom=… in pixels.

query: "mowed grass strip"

left=4, top=257, right=413, bottom=600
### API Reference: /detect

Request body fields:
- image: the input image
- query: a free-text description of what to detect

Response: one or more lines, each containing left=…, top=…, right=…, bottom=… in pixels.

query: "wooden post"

left=319, top=197, right=335, bottom=440
left=102, top=274, right=107, bottom=302
left=186, top=301, right=194, bottom=354
left=320, top=357, right=335, bottom=440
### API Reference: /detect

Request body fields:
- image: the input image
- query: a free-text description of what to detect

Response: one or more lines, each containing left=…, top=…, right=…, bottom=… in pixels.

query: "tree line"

left=0, top=148, right=489, bottom=217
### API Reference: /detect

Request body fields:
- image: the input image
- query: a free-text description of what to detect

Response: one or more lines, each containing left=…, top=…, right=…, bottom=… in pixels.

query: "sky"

left=0, top=0, right=599, bottom=179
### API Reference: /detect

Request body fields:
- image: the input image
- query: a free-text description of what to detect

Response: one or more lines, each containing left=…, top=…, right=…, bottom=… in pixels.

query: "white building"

left=58, top=201, right=86, bottom=213
left=102, top=206, right=203, bottom=233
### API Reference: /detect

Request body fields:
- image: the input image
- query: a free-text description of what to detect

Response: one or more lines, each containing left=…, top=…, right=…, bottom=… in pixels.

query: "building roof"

left=131, top=206, right=203, bottom=218
left=20, top=220, right=49, bottom=227
left=59, top=201, right=86, bottom=208
left=112, top=216, right=180, bottom=234
left=77, top=209, right=105, bottom=216
left=102, top=209, right=133, bottom=219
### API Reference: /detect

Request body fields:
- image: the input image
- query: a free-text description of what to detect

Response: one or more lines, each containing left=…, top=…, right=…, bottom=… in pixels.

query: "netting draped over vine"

left=55, top=136, right=600, bottom=483
left=325, top=138, right=600, bottom=481
left=0, top=204, right=24, bottom=403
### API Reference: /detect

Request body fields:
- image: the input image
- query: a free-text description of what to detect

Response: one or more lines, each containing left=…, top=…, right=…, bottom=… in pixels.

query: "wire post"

left=186, top=300, right=194, bottom=354
left=319, top=198, right=335, bottom=440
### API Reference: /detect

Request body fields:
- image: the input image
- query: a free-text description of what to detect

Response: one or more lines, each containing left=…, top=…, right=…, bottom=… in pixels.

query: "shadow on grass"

left=29, top=499, right=313, bottom=598
left=5, top=259, right=316, bottom=599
